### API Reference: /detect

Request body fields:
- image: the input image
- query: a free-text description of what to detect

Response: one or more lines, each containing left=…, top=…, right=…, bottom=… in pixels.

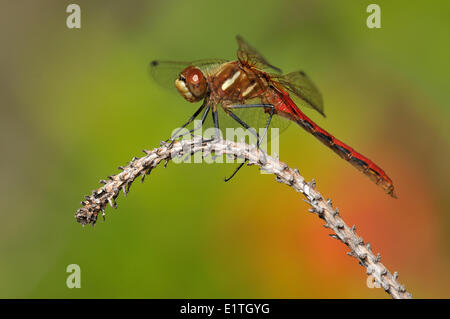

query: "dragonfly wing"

left=148, top=60, right=191, bottom=91
left=209, top=97, right=292, bottom=147
left=191, top=59, right=229, bottom=75
left=271, top=71, right=325, bottom=117
left=148, top=59, right=228, bottom=91
left=236, top=35, right=282, bottom=74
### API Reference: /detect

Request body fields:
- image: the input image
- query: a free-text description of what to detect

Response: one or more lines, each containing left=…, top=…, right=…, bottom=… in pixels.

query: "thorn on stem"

left=329, top=234, right=339, bottom=240
left=108, top=197, right=117, bottom=209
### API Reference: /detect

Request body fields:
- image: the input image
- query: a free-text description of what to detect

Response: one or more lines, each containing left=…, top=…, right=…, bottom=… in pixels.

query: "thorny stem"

left=75, top=136, right=412, bottom=299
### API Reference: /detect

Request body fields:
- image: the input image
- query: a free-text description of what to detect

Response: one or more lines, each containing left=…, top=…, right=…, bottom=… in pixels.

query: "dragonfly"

left=149, top=36, right=396, bottom=198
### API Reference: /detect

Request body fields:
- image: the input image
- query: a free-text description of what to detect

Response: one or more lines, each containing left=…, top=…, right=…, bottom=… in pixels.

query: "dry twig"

left=75, top=136, right=412, bottom=299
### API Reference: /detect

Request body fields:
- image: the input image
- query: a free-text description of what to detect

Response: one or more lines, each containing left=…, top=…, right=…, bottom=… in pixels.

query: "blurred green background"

left=1, top=0, right=449, bottom=298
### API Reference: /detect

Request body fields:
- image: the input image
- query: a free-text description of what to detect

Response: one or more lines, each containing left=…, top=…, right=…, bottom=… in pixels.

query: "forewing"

left=148, top=60, right=190, bottom=91
left=191, top=59, right=229, bottom=75
left=236, top=35, right=282, bottom=74
left=148, top=59, right=228, bottom=91
left=271, top=71, right=325, bottom=117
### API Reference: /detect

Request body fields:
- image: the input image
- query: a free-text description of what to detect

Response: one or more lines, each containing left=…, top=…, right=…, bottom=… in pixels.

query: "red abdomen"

left=275, top=91, right=396, bottom=197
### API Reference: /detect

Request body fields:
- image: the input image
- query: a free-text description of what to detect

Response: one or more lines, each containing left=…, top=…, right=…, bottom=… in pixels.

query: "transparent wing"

left=148, top=60, right=190, bottom=91
left=236, top=35, right=282, bottom=74
left=200, top=98, right=292, bottom=148
left=148, top=59, right=229, bottom=91
left=191, top=59, right=229, bottom=75
left=271, top=71, right=325, bottom=117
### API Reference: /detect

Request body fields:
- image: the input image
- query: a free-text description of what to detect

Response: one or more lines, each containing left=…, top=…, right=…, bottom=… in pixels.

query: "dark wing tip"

left=271, top=64, right=283, bottom=74
left=236, top=35, right=246, bottom=51
left=316, top=102, right=326, bottom=117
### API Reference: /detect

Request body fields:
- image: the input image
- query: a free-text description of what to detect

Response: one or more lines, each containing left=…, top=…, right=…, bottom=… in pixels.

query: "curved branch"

left=75, top=136, right=412, bottom=299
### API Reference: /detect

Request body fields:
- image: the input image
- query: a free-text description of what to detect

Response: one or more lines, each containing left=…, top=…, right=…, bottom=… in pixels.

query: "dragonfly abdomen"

left=282, top=95, right=396, bottom=198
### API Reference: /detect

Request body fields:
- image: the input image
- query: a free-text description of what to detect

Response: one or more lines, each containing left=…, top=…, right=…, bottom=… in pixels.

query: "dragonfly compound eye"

left=175, top=66, right=207, bottom=102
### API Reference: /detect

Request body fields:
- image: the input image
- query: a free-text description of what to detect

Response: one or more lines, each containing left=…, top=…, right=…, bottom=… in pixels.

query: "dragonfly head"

left=175, top=66, right=207, bottom=102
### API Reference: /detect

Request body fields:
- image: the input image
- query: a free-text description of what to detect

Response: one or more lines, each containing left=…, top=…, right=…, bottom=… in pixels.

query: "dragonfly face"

left=175, top=66, right=208, bottom=102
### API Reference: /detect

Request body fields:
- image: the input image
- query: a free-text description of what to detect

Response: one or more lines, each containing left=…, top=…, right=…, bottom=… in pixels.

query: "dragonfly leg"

left=226, top=110, right=259, bottom=140
left=168, top=104, right=210, bottom=145
left=167, top=102, right=206, bottom=142
left=212, top=107, right=221, bottom=140
left=259, top=106, right=274, bottom=147
left=223, top=111, right=256, bottom=182
left=224, top=162, right=246, bottom=182
left=184, top=105, right=210, bottom=136
left=227, top=104, right=275, bottom=147
left=224, top=104, right=274, bottom=182
left=227, top=103, right=273, bottom=109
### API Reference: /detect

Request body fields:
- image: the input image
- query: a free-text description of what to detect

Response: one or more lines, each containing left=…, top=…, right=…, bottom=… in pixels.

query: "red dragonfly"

left=150, top=36, right=396, bottom=197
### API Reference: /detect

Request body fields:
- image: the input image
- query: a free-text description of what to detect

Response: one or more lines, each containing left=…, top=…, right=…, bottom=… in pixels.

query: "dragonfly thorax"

left=175, top=66, right=207, bottom=102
